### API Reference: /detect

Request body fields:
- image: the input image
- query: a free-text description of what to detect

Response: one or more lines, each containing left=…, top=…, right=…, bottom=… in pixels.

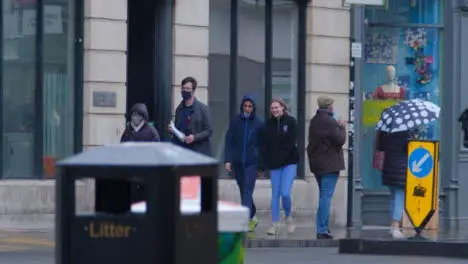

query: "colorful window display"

left=361, top=0, right=442, bottom=190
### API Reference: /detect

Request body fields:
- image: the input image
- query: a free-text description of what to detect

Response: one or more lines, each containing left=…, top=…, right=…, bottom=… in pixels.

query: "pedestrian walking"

left=224, top=95, right=264, bottom=232
left=261, top=98, right=299, bottom=235
left=121, top=103, right=160, bottom=142
left=169, top=76, right=213, bottom=156
left=307, top=96, right=346, bottom=239
left=377, top=130, right=414, bottom=239
left=119, top=102, right=160, bottom=204
left=374, top=98, right=440, bottom=239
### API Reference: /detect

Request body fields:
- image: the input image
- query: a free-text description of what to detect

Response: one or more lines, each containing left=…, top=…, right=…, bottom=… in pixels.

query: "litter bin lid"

left=131, top=200, right=249, bottom=232
left=58, top=142, right=218, bottom=167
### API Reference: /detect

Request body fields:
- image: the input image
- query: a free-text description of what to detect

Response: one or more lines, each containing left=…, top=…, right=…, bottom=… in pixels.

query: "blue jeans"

left=233, top=163, right=257, bottom=219
left=389, top=187, right=404, bottom=222
left=316, top=173, right=339, bottom=234
left=270, top=164, right=297, bottom=222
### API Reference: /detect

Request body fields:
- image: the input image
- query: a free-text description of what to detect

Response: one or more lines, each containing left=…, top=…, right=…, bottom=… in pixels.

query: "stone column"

left=172, top=0, right=210, bottom=109
left=306, top=0, right=350, bottom=226
left=83, top=0, right=128, bottom=149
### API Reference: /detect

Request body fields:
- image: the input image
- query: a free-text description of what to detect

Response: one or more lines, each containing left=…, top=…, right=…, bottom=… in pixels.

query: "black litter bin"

left=55, top=142, right=218, bottom=264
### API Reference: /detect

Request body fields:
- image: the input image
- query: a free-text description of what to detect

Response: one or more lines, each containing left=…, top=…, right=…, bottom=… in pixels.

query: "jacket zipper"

left=242, top=118, right=248, bottom=166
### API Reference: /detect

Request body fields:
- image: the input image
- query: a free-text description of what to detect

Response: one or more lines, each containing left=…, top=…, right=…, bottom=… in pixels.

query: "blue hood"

left=240, top=95, right=256, bottom=117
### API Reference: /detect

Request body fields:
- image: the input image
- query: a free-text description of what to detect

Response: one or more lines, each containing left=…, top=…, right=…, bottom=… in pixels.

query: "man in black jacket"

left=169, top=77, right=213, bottom=156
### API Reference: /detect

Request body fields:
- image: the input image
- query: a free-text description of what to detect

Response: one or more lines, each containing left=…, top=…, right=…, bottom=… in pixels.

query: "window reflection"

left=272, top=2, right=297, bottom=117
left=1, top=0, right=75, bottom=178
left=2, top=0, right=37, bottom=177
left=43, top=0, right=75, bottom=177
left=361, top=0, right=442, bottom=190
left=209, top=0, right=231, bottom=177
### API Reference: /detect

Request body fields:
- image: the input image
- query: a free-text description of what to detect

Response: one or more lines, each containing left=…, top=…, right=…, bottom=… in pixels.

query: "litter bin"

left=132, top=191, right=250, bottom=264
left=55, top=142, right=218, bottom=264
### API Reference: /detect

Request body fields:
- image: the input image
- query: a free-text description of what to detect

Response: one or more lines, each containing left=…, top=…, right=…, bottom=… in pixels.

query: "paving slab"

left=1, top=247, right=467, bottom=264
left=339, top=228, right=468, bottom=259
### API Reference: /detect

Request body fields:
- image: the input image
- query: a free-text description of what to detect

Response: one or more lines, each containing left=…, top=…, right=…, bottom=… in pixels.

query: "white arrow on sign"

left=412, top=153, right=430, bottom=173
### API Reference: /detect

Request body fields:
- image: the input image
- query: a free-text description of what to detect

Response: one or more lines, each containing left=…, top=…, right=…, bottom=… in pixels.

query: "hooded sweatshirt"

left=120, top=103, right=160, bottom=142
left=261, top=113, right=299, bottom=170
left=224, top=96, right=264, bottom=166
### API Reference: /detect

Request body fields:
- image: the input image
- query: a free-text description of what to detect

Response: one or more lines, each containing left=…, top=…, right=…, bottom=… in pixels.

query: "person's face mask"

left=181, top=90, right=192, bottom=100
left=243, top=112, right=251, bottom=118
left=131, top=113, right=143, bottom=126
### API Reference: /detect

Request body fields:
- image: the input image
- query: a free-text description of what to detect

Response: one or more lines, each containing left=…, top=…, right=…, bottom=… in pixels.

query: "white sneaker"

left=266, top=224, right=279, bottom=235
left=389, top=226, right=406, bottom=239
left=285, top=216, right=296, bottom=234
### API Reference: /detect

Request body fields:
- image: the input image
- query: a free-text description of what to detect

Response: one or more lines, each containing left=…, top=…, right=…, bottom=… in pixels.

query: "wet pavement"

left=248, top=212, right=345, bottom=241
left=247, top=248, right=468, bottom=263
left=0, top=230, right=53, bottom=252
left=0, top=246, right=466, bottom=263
left=348, top=226, right=468, bottom=241
left=0, top=226, right=466, bottom=263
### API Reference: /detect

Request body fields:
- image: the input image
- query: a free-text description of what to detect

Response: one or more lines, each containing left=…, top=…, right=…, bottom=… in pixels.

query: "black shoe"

left=317, top=233, right=333, bottom=239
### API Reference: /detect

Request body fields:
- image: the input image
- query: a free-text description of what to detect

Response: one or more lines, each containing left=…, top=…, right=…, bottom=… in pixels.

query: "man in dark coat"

left=170, top=76, right=213, bottom=156
left=307, top=96, right=346, bottom=239
left=224, top=95, right=264, bottom=231
left=121, top=103, right=160, bottom=142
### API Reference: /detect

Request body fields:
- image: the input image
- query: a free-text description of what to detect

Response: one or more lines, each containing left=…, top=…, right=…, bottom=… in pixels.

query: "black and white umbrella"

left=376, top=99, right=440, bottom=133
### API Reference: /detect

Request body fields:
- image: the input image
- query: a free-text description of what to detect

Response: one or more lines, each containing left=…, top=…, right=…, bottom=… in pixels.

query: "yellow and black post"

left=405, top=140, right=439, bottom=239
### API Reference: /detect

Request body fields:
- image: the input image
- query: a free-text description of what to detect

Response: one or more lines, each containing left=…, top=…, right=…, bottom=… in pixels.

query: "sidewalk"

left=1, top=223, right=468, bottom=254
left=246, top=212, right=344, bottom=247
left=0, top=212, right=342, bottom=251
left=0, top=230, right=54, bottom=252
left=340, top=227, right=468, bottom=259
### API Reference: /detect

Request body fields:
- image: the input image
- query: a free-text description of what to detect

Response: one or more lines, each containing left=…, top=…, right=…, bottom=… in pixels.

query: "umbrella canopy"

left=376, top=99, right=440, bottom=133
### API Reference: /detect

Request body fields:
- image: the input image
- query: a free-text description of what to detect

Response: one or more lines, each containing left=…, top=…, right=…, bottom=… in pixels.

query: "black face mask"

left=181, top=90, right=192, bottom=100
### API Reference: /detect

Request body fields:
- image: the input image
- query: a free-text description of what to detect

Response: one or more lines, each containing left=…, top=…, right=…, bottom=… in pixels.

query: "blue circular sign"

left=408, top=147, right=434, bottom=178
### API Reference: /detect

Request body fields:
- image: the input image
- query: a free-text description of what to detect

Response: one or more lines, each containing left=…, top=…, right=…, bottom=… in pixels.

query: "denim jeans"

left=270, top=164, right=297, bottom=222
left=316, top=172, right=339, bottom=234
left=233, top=163, right=257, bottom=219
left=389, top=186, right=404, bottom=222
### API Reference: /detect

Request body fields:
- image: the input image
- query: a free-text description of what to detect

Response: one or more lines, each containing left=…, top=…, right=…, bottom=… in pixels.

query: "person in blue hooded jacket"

left=224, top=95, right=264, bottom=231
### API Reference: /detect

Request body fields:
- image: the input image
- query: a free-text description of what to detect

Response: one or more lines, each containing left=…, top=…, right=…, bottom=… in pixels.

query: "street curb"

left=246, top=239, right=338, bottom=248
left=339, top=238, right=468, bottom=259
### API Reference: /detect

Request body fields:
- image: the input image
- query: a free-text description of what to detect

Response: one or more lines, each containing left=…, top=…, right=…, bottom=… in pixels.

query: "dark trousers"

left=233, top=163, right=257, bottom=219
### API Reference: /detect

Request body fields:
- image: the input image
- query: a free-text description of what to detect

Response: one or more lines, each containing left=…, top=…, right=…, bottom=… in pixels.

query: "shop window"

left=236, top=1, right=266, bottom=116
left=209, top=0, right=303, bottom=178
left=2, top=0, right=37, bottom=178
left=272, top=1, right=298, bottom=117
left=361, top=0, right=442, bottom=190
left=209, top=0, right=231, bottom=177
left=1, top=0, right=78, bottom=178
left=42, top=0, right=76, bottom=177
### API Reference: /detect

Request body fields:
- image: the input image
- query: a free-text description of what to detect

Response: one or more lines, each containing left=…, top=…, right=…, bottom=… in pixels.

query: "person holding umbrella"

left=376, top=99, right=440, bottom=239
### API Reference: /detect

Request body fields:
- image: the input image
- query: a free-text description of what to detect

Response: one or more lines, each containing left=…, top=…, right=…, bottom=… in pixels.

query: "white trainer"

left=285, top=216, right=296, bottom=234
left=389, top=226, right=406, bottom=239
left=266, top=224, right=279, bottom=235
